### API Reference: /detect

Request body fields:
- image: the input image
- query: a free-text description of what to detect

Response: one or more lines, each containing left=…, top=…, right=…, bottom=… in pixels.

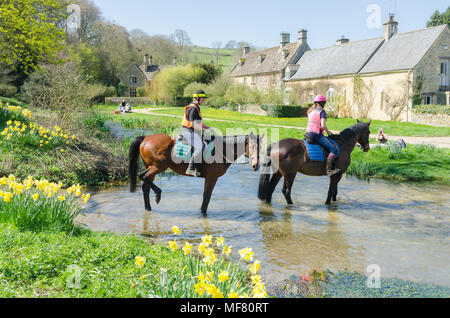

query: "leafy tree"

left=0, top=0, right=67, bottom=84
left=427, top=7, right=450, bottom=27
left=193, top=63, right=222, bottom=84
left=77, top=0, right=103, bottom=43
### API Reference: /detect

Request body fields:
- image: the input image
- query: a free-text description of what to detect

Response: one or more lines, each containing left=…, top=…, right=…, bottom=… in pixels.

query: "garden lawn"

left=139, top=106, right=450, bottom=137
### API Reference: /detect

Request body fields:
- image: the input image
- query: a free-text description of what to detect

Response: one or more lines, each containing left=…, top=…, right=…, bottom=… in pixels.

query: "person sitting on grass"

left=377, top=128, right=388, bottom=144
left=119, top=100, right=126, bottom=113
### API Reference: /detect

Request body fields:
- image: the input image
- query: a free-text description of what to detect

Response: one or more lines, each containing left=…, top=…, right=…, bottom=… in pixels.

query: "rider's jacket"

left=306, top=108, right=324, bottom=135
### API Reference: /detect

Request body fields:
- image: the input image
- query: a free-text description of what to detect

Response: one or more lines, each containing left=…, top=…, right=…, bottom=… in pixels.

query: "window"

left=424, top=95, right=432, bottom=105
left=441, top=61, right=448, bottom=75
left=129, top=88, right=137, bottom=98
left=129, top=75, right=137, bottom=84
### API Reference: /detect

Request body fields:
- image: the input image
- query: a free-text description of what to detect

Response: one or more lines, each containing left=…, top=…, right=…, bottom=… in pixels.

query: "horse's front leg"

left=201, top=176, right=218, bottom=215
left=326, top=173, right=343, bottom=205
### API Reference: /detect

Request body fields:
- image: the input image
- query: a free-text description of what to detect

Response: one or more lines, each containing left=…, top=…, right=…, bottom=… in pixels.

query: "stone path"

left=131, top=108, right=450, bottom=148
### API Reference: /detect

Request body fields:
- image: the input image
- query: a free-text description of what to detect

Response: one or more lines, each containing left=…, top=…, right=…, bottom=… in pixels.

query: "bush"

left=260, top=104, right=307, bottom=118
left=22, top=61, right=97, bottom=124
left=0, top=83, right=17, bottom=97
left=173, top=96, right=192, bottom=107
left=137, top=87, right=146, bottom=97
left=413, top=104, right=450, bottom=116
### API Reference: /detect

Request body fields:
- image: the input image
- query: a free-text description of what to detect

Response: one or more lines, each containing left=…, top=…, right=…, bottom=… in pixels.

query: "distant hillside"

left=186, top=47, right=239, bottom=69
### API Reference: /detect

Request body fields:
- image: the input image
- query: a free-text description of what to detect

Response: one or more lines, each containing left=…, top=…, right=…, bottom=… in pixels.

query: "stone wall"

left=413, top=26, right=450, bottom=104
left=410, top=111, right=450, bottom=127
left=231, top=72, right=283, bottom=90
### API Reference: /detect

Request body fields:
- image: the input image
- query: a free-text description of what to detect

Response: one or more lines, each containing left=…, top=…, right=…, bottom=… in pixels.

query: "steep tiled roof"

left=139, top=64, right=174, bottom=80
left=359, top=25, right=448, bottom=74
left=288, top=38, right=384, bottom=80
left=230, top=42, right=304, bottom=77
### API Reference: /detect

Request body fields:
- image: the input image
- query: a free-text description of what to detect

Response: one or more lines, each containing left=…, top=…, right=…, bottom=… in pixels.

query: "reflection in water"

left=78, top=164, right=450, bottom=288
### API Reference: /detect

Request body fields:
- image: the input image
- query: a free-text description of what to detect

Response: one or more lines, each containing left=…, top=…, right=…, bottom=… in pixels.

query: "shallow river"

left=79, top=163, right=450, bottom=290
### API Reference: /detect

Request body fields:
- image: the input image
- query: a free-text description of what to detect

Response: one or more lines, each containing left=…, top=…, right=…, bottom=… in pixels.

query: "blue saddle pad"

left=174, top=139, right=215, bottom=162
left=304, top=139, right=339, bottom=162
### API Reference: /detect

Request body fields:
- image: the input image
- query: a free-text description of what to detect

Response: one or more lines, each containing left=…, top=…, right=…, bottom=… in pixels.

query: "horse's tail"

left=258, top=144, right=273, bottom=201
left=129, top=136, right=145, bottom=193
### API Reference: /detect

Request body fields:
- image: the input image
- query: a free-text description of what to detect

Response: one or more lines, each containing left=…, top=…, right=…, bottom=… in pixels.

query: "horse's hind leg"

left=140, top=166, right=162, bottom=211
left=282, top=173, right=296, bottom=205
left=265, top=171, right=282, bottom=204
left=326, top=173, right=342, bottom=205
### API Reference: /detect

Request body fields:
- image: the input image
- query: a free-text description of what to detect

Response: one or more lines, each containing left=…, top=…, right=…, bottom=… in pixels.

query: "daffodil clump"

left=0, top=175, right=90, bottom=233
left=132, top=226, right=268, bottom=298
left=0, top=101, right=76, bottom=151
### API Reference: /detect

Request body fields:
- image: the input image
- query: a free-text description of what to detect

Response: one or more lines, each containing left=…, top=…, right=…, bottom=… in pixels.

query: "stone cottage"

left=231, top=15, right=450, bottom=121
left=285, top=15, right=450, bottom=121
left=229, top=30, right=310, bottom=90
left=119, top=54, right=175, bottom=97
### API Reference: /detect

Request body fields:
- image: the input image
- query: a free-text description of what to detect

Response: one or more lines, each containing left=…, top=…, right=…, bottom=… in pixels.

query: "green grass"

left=188, top=47, right=236, bottom=68
left=145, top=106, right=450, bottom=137
left=347, top=143, right=450, bottom=183
left=0, top=224, right=186, bottom=297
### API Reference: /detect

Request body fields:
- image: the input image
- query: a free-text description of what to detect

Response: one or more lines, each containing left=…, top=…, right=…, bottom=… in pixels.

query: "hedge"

left=173, top=96, right=192, bottom=107
left=105, top=97, right=154, bottom=105
left=260, top=104, right=308, bottom=118
left=413, top=104, right=450, bottom=116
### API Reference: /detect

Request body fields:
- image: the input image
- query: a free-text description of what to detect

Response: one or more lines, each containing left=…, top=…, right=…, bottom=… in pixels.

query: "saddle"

left=174, top=134, right=215, bottom=162
left=303, top=136, right=340, bottom=162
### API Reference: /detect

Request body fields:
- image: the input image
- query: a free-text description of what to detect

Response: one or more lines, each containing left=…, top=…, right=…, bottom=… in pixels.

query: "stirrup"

left=327, top=168, right=340, bottom=177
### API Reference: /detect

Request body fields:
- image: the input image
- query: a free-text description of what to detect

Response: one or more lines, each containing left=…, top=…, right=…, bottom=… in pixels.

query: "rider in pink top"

left=305, top=95, right=340, bottom=176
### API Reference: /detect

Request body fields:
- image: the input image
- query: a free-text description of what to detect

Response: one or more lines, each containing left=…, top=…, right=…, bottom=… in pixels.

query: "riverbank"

left=0, top=99, right=128, bottom=186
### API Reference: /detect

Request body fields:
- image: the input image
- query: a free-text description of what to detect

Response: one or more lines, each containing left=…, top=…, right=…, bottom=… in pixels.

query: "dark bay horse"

left=129, top=132, right=262, bottom=214
left=258, top=120, right=371, bottom=205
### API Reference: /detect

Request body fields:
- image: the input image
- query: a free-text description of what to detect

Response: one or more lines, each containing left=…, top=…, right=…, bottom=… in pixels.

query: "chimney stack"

left=144, top=54, right=149, bottom=71
left=243, top=46, right=250, bottom=56
left=384, top=14, right=398, bottom=41
left=149, top=55, right=153, bottom=66
left=280, top=32, right=290, bottom=48
left=336, top=36, right=350, bottom=45
left=298, top=29, right=307, bottom=45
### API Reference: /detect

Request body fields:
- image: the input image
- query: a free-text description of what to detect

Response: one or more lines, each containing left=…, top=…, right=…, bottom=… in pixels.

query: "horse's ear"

left=367, top=120, right=372, bottom=126
left=356, top=119, right=360, bottom=123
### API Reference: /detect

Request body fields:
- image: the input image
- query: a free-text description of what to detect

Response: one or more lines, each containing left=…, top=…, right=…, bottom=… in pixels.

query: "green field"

left=188, top=47, right=237, bottom=69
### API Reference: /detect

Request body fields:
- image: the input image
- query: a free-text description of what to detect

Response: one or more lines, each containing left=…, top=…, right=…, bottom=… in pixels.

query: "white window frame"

left=424, top=95, right=432, bottom=105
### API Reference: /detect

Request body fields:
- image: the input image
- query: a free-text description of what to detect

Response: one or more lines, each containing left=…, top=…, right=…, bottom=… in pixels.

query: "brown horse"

left=258, top=120, right=371, bottom=205
left=129, top=132, right=263, bottom=214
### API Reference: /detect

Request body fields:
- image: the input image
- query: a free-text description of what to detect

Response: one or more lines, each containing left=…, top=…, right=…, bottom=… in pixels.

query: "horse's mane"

left=329, top=122, right=367, bottom=142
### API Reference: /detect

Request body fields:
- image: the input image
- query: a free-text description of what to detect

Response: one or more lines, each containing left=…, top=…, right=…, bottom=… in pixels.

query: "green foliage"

left=426, top=7, right=450, bottom=27
left=0, top=0, right=66, bottom=76
left=192, top=63, right=223, bottom=84
left=413, top=104, right=450, bottom=116
left=260, top=104, right=307, bottom=118
left=137, top=87, right=146, bottom=97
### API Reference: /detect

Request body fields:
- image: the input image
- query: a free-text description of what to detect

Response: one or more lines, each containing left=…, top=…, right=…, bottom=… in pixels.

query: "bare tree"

left=172, top=29, right=192, bottom=50
left=77, top=0, right=103, bottom=43
left=224, top=40, right=236, bottom=49
left=212, top=41, right=222, bottom=66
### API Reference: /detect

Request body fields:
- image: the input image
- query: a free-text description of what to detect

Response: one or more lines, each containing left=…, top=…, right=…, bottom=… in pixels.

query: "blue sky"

left=92, top=0, right=448, bottom=49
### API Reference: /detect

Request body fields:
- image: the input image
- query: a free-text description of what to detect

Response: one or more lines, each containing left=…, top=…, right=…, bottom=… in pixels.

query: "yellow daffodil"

left=201, top=234, right=213, bottom=246
left=32, top=193, right=39, bottom=201
left=182, top=242, right=193, bottom=255
left=58, top=195, right=65, bottom=201
left=135, top=256, right=146, bottom=268
left=168, top=240, right=178, bottom=251
left=215, top=236, right=225, bottom=247
left=239, top=247, right=254, bottom=262
left=3, top=192, right=13, bottom=203
left=228, top=291, right=239, bottom=298
left=171, top=226, right=181, bottom=235
left=218, top=271, right=229, bottom=282
left=250, top=260, right=261, bottom=275
left=222, top=244, right=232, bottom=256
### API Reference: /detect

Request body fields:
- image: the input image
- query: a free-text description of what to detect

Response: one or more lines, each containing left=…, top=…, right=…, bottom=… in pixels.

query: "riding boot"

left=186, top=156, right=202, bottom=177
left=326, top=157, right=340, bottom=176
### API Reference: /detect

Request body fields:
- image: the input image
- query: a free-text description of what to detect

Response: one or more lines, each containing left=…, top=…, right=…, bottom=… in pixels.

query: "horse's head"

left=356, top=119, right=371, bottom=152
left=246, top=132, right=264, bottom=171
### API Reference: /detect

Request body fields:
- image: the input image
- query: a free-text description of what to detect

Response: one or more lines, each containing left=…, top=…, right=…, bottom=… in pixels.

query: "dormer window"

left=257, top=54, right=266, bottom=64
